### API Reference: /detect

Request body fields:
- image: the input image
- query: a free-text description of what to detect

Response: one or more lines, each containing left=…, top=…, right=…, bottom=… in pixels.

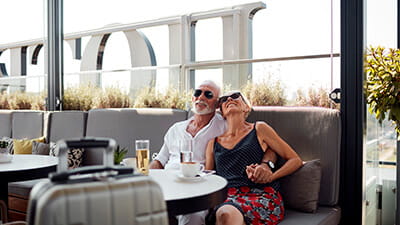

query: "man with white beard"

left=150, top=80, right=225, bottom=170
left=149, top=80, right=226, bottom=225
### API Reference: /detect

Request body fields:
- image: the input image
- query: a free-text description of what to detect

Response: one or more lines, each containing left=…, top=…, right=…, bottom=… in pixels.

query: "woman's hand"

left=246, top=163, right=274, bottom=184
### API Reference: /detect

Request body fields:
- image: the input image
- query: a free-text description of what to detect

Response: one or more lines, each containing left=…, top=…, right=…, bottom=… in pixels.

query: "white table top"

left=0, top=154, right=58, bottom=172
left=149, top=169, right=227, bottom=201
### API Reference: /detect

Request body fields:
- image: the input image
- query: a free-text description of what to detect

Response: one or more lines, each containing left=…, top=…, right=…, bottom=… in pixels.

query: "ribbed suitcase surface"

left=27, top=137, right=168, bottom=225
left=31, top=176, right=168, bottom=225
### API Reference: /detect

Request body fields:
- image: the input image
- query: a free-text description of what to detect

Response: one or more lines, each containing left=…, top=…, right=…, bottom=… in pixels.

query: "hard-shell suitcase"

left=26, top=137, right=168, bottom=225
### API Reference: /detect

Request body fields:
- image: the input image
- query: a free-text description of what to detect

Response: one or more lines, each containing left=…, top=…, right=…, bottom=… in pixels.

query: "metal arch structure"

left=80, top=28, right=157, bottom=96
left=123, top=30, right=157, bottom=96
left=29, top=44, right=43, bottom=65
left=66, top=38, right=81, bottom=60
left=79, top=33, right=110, bottom=87
left=0, top=51, right=7, bottom=77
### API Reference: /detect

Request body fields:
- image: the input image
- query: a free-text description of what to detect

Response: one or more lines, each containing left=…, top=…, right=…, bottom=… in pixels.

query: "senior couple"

left=149, top=80, right=302, bottom=225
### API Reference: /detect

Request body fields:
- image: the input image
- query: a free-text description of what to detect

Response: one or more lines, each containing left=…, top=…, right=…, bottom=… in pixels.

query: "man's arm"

left=149, top=130, right=172, bottom=169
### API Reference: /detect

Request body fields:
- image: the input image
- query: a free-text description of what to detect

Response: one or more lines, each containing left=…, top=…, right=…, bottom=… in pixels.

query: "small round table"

left=0, top=155, right=58, bottom=208
left=149, top=169, right=228, bottom=216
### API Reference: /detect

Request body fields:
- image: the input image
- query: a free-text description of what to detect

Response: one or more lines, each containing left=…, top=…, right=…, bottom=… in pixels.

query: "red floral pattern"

left=224, top=186, right=284, bottom=225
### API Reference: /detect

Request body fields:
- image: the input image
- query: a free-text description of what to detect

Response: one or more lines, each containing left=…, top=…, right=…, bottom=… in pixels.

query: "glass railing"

left=366, top=110, right=397, bottom=183
left=0, top=54, right=341, bottom=110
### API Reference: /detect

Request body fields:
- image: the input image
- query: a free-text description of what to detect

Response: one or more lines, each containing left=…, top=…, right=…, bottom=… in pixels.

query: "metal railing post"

left=47, top=0, right=64, bottom=111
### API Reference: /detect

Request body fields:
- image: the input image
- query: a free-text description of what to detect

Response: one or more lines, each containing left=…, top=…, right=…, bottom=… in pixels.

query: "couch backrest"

left=247, top=106, right=341, bottom=206
left=12, top=111, right=45, bottom=139
left=85, top=108, right=188, bottom=165
left=0, top=110, right=12, bottom=137
left=46, top=111, right=88, bottom=143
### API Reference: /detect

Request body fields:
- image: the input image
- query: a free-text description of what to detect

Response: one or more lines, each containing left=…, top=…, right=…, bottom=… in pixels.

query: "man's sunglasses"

left=219, top=92, right=242, bottom=103
left=193, top=89, right=214, bottom=99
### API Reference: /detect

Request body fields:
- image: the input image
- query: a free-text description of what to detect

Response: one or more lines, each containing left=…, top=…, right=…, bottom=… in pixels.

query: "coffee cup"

left=122, top=157, right=137, bottom=169
left=180, top=161, right=204, bottom=177
left=0, top=152, right=12, bottom=163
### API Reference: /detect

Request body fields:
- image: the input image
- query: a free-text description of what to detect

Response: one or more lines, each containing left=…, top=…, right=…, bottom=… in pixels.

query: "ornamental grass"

left=133, top=86, right=191, bottom=110
left=241, top=80, right=286, bottom=106
left=0, top=91, right=44, bottom=110
left=295, top=87, right=338, bottom=109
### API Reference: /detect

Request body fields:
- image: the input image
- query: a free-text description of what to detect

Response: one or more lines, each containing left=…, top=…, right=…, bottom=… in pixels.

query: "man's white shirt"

left=154, top=113, right=226, bottom=169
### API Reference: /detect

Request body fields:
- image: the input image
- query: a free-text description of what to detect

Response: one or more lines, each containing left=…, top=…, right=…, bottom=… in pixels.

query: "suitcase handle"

left=56, top=137, right=117, bottom=172
left=49, top=165, right=134, bottom=182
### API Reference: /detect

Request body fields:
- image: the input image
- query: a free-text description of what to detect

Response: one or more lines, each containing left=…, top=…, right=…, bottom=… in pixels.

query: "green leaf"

left=366, top=46, right=400, bottom=136
left=114, top=145, right=128, bottom=165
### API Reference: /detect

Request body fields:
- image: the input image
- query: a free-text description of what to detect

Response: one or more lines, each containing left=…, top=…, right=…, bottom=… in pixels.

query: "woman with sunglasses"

left=205, top=91, right=302, bottom=225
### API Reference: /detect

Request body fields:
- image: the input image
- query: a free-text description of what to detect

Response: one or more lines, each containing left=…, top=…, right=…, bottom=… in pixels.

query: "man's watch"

left=262, top=160, right=275, bottom=170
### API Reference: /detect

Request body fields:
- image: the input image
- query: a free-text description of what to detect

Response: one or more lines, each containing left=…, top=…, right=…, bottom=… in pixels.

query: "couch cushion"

left=46, top=111, right=87, bottom=143
left=13, top=137, right=46, bottom=154
left=0, top=110, right=12, bottom=137
left=12, top=111, right=44, bottom=139
left=280, top=159, right=322, bottom=213
left=32, top=141, right=51, bottom=155
left=280, top=207, right=341, bottom=225
left=85, top=108, right=187, bottom=165
left=247, top=107, right=340, bottom=206
left=49, top=144, right=85, bottom=169
left=8, top=178, right=48, bottom=197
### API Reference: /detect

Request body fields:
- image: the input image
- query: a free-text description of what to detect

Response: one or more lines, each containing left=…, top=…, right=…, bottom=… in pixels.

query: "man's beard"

left=192, top=100, right=215, bottom=115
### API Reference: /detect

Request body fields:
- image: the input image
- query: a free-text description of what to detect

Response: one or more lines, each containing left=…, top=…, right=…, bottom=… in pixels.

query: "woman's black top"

left=213, top=124, right=280, bottom=191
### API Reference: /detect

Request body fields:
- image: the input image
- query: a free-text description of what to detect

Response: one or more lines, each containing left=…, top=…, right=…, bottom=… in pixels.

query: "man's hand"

left=246, top=163, right=273, bottom=184
left=149, top=160, right=164, bottom=169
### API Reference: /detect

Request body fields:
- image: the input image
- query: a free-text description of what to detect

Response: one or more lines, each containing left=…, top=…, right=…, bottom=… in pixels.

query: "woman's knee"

left=216, top=205, right=243, bottom=224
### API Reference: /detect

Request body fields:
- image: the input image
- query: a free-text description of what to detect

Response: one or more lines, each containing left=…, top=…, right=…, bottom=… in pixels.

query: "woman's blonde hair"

left=219, top=91, right=252, bottom=118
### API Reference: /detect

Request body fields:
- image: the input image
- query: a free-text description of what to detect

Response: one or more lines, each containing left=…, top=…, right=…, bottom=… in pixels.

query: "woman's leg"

left=215, top=205, right=245, bottom=225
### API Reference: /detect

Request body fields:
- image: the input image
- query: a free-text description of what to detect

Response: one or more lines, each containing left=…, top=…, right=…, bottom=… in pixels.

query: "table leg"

left=0, top=181, right=8, bottom=223
left=168, top=215, right=178, bottom=225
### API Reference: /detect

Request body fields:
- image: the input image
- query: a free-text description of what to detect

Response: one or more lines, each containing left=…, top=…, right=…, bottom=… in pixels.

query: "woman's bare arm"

left=256, top=122, right=303, bottom=181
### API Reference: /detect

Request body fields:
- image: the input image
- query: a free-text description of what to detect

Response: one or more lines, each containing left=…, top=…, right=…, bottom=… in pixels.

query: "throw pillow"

left=68, top=148, right=85, bottom=169
left=13, top=139, right=33, bottom=154
left=32, top=141, right=51, bottom=155
left=13, top=136, right=46, bottom=155
left=49, top=143, right=85, bottom=169
left=279, top=159, right=322, bottom=213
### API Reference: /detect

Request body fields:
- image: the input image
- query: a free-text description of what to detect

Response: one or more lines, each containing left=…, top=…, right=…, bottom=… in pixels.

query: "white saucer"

left=0, top=154, right=13, bottom=163
left=175, top=173, right=204, bottom=182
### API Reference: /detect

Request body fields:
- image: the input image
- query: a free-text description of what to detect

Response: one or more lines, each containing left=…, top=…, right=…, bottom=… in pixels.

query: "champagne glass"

left=135, top=140, right=150, bottom=175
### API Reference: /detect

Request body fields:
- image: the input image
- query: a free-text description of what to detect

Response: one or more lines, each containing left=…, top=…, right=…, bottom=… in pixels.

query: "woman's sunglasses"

left=193, top=89, right=214, bottom=99
left=219, top=92, right=242, bottom=103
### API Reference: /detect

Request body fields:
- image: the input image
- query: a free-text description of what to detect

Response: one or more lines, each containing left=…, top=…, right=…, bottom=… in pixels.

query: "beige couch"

left=0, top=106, right=341, bottom=224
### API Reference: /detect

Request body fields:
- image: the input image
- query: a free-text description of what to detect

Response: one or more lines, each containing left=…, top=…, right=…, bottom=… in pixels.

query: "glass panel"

left=65, top=67, right=180, bottom=96
left=196, top=18, right=223, bottom=61
left=364, top=0, right=397, bottom=224
left=0, top=1, right=46, bottom=110
left=190, top=59, right=340, bottom=108
left=253, top=0, right=340, bottom=58
left=365, top=111, right=380, bottom=225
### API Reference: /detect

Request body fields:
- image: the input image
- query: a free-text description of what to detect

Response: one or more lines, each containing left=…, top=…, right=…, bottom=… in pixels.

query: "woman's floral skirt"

left=222, top=186, right=284, bottom=225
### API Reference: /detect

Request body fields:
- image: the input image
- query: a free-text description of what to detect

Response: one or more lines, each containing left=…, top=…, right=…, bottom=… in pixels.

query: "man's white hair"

left=197, top=80, right=221, bottom=97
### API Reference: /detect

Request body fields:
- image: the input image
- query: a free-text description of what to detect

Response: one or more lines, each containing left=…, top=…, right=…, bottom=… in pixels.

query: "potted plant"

left=114, top=145, right=128, bottom=165
left=0, top=140, right=9, bottom=154
left=365, top=46, right=400, bottom=139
